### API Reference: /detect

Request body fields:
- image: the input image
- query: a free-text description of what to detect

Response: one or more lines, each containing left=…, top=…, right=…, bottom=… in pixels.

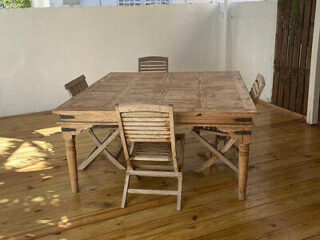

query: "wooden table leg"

left=238, top=143, right=249, bottom=200
left=63, top=134, right=79, bottom=193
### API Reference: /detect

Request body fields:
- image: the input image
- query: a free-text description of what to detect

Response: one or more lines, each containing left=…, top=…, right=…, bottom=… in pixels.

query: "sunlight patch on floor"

left=0, top=137, right=23, bottom=157
left=31, top=197, right=45, bottom=203
left=40, top=173, right=53, bottom=181
left=0, top=199, right=9, bottom=204
left=33, top=126, right=61, bottom=137
left=37, top=218, right=54, bottom=226
left=32, top=140, right=54, bottom=153
left=3, top=141, right=53, bottom=172
left=58, top=216, right=72, bottom=228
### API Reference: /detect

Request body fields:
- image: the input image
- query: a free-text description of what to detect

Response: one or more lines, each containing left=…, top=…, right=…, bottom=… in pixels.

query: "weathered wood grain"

left=1, top=104, right=320, bottom=239
left=54, top=72, right=257, bottom=116
left=116, top=103, right=184, bottom=211
left=54, top=71, right=257, bottom=199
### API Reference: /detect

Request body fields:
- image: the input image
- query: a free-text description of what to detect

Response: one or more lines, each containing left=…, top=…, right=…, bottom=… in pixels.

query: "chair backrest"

left=250, top=74, right=266, bottom=105
left=138, top=56, right=168, bottom=72
left=64, top=75, right=88, bottom=97
left=115, top=103, right=177, bottom=170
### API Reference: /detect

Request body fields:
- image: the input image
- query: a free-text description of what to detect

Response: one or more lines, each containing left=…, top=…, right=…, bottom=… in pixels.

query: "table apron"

left=57, top=112, right=255, bottom=126
left=58, top=120, right=253, bottom=145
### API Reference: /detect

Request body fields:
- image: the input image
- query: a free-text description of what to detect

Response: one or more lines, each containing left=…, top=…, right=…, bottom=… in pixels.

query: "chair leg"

left=78, top=146, right=99, bottom=171
left=194, top=156, right=218, bottom=173
left=177, top=173, right=183, bottom=211
left=209, top=134, right=217, bottom=158
left=121, top=172, right=130, bottom=208
left=115, top=145, right=123, bottom=160
left=180, top=135, right=185, bottom=170
left=79, top=129, right=125, bottom=170
left=192, top=129, right=238, bottom=173
left=176, top=134, right=185, bottom=170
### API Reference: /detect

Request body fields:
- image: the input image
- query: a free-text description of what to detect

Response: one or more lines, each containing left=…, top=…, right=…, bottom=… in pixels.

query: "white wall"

left=307, top=0, right=320, bottom=124
left=0, top=4, right=220, bottom=117
left=0, top=2, right=279, bottom=117
left=228, top=1, right=277, bottom=102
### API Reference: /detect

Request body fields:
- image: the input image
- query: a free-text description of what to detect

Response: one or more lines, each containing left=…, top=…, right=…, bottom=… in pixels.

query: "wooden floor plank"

left=124, top=190, right=320, bottom=240
left=250, top=216, right=320, bottom=240
left=42, top=177, right=320, bottom=240
left=0, top=104, right=320, bottom=240
left=190, top=203, right=320, bottom=240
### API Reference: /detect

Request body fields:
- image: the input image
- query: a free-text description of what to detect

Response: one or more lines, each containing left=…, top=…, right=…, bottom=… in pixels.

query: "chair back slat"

left=250, top=73, right=266, bottom=105
left=115, top=103, right=178, bottom=171
left=64, top=75, right=88, bottom=97
left=138, top=56, right=168, bottom=72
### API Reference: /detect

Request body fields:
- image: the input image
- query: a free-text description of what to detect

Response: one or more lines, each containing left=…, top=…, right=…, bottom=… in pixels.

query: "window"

left=118, top=0, right=171, bottom=5
left=30, top=0, right=219, bottom=8
left=145, top=0, right=171, bottom=5
left=118, top=0, right=141, bottom=6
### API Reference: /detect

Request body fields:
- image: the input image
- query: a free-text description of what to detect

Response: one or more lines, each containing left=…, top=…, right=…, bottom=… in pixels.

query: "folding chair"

left=115, top=103, right=185, bottom=211
left=138, top=56, right=168, bottom=72
left=192, top=74, right=266, bottom=173
left=65, top=75, right=125, bottom=171
left=249, top=73, right=266, bottom=105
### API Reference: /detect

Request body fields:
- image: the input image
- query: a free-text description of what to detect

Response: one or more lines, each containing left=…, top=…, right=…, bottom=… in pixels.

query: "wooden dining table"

left=53, top=71, right=257, bottom=200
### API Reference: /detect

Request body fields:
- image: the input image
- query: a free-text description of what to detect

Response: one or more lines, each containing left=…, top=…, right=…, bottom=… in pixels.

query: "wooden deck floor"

left=1, top=104, right=320, bottom=240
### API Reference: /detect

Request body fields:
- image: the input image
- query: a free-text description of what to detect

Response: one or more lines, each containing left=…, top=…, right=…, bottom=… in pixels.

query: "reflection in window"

left=145, top=0, right=171, bottom=5
left=118, top=0, right=171, bottom=5
left=118, top=0, right=141, bottom=6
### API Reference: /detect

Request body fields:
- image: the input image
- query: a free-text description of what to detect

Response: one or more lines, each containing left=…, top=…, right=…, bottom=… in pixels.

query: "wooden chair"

left=64, top=75, right=88, bottom=97
left=192, top=74, right=266, bottom=173
left=250, top=73, right=266, bottom=105
left=138, top=56, right=168, bottom=72
left=115, top=103, right=185, bottom=211
left=65, top=75, right=125, bottom=171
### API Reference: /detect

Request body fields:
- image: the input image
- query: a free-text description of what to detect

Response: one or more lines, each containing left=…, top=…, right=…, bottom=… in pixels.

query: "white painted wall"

left=0, top=4, right=220, bottom=117
left=0, top=2, right=279, bottom=117
left=228, top=1, right=277, bottom=102
left=307, top=0, right=320, bottom=124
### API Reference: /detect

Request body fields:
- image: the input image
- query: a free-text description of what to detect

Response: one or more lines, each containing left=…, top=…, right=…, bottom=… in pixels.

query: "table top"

left=54, top=71, right=257, bottom=116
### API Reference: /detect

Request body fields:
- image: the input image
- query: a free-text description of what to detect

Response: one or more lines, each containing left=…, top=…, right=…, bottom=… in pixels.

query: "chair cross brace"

left=121, top=170, right=183, bottom=211
left=192, top=129, right=238, bottom=173
left=78, top=128, right=125, bottom=170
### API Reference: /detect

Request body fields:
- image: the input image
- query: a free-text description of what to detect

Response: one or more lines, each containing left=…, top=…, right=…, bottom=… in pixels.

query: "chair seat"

left=130, top=142, right=172, bottom=161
